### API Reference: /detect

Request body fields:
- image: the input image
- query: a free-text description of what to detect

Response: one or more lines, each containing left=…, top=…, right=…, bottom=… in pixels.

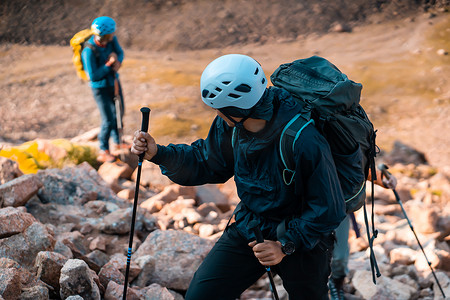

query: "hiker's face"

left=215, top=110, right=242, bottom=127
left=96, top=33, right=115, bottom=45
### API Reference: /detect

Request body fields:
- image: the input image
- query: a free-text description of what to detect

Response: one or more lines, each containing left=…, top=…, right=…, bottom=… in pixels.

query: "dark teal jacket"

left=151, top=87, right=346, bottom=251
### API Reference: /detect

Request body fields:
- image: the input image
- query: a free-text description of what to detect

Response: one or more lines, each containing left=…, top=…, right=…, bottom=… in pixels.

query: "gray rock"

left=37, top=162, right=123, bottom=206
left=59, top=259, right=101, bottom=300
left=0, top=174, right=43, bottom=207
left=134, top=229, right=214, bottom=290
left=0, top=222, right=55, bottom=268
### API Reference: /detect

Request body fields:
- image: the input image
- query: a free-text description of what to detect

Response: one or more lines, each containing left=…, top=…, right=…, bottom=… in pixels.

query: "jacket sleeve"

left=81, top=47, right=111, bottom=82
left=283, top=125, right=346, bottom=251
left=150, top=116, right=235, bottom=185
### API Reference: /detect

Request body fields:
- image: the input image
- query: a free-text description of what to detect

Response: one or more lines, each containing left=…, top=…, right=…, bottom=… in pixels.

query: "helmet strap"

left=219, top=110, right=249, bottom=129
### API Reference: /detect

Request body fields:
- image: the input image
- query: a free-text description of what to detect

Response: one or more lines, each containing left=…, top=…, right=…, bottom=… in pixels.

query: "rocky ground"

left=0, top=137, right=449, bottom=300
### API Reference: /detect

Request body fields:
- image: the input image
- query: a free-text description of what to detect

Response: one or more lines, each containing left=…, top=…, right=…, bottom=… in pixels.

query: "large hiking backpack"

left=270, top=56, right=381, bottom=282
left=271, top=56, right=377, bottom=213
left=70, top=29, right=97, bottom=81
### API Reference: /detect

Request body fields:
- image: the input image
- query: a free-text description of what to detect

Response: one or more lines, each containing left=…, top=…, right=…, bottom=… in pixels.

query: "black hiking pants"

left=185, top=223, right=333, bottom=300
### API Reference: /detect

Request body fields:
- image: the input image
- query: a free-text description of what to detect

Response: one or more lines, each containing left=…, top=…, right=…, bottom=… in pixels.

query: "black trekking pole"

left=248, top=220, right=280, bottom=300
left=378, top=164, right=446, bottom=298
left=114, top=73, right=125, bottom=161
left=123, top=107, right=151, bottom=300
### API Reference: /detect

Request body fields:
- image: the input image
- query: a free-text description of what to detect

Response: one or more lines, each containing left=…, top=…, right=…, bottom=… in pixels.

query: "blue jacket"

left=151, top=87, right=346, bottom=251
left=81, top=35, right=124, bottom=89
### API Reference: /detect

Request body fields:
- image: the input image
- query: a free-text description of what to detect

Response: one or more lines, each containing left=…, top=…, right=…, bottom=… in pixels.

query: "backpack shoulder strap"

left=280, top=113, right=314, bottom=185
left=85, top=42, right=99, bottom=59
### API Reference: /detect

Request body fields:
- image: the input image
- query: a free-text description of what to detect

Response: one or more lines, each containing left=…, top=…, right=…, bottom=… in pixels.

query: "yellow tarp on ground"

left=0, top=140, right=97, bottom=174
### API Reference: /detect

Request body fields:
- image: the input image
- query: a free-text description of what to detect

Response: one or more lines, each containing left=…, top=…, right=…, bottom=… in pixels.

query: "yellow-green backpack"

left=70, top=29, right=96, bottom=81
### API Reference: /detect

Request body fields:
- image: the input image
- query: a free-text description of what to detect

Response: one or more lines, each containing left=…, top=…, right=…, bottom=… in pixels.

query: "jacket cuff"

left=149, top=144, right=168, bottom=165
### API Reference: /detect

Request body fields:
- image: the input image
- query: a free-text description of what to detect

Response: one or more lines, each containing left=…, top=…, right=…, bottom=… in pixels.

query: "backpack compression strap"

left=279, top=113, right=314, bottom=185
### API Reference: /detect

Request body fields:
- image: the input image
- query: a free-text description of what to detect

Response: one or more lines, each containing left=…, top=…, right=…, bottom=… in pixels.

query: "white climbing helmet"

left=200, top=54, right=267, bottom=109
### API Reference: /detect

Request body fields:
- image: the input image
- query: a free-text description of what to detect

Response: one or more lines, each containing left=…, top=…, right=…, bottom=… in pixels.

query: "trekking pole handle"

left=139, top=107, right=151, bottom=162
left=248, top=220, right=264, bottom=243
left=378, top=163, right=392, bottom=180
left=140, top=107, right=151, bottom=132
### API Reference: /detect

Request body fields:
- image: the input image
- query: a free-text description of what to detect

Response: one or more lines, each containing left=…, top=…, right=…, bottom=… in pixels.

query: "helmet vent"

left=202, top=89, right=209, bottom=98
left=261, top=78, right=266, bottom=84
left=228, top=93, right=241, bottom=99
left=254, top=68, right=259, bottom=75
left=208, top=93, right=216, bottom=99
left=235, top=84, right=251, bottom=93
left=215, top=87, right=222, bottom=92
left=222, top=81, right=231, bottom=85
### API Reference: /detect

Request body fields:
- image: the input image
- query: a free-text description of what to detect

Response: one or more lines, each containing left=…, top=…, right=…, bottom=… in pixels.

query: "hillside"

left=0, top=0, right=448, bottom=51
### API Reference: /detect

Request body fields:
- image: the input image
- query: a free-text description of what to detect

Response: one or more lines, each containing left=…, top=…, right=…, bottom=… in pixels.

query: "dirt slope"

left=0, top=0, right=447, bottom=50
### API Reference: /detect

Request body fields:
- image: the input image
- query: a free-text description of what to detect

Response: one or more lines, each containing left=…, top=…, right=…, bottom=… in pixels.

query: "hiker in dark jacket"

left=82, top=16, right=125, bottom=163
left=131, top=54, right=346, bottom=299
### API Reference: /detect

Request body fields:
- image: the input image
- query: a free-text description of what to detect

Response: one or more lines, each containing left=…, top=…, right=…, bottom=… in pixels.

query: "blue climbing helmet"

left=201, top=54, right=267, bottom=109
left=91, top=16, right=116, bottom=36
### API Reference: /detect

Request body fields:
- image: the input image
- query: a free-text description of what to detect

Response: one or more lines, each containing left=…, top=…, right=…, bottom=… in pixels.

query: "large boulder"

left=133, top=229, right=215, bottom=290
left=36, top=162, right=124, bottom=206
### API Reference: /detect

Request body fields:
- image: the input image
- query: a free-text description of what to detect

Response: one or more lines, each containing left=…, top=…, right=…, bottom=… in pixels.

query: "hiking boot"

left=328, top=277, right=345, bottom=300
left=112, top=143, right=131, bottom=150
left=97, top=150, right=116, bottom=163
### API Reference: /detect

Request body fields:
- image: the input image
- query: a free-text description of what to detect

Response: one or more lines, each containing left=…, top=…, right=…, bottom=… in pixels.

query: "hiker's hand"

left=106, top=53, right=118, bottom=67
left=131, top=130, right=157, bottom=161
left=382, top=174, right=397, bottom=189
left=248, top=240, right=285, bottom=266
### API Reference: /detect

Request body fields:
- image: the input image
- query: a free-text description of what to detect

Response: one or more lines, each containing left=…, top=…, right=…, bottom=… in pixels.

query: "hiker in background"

left=82, top=16, right=125, bottom=163
left=329, top=168, right=397, bottom=300
left=132, top=54, right=346, bottom=299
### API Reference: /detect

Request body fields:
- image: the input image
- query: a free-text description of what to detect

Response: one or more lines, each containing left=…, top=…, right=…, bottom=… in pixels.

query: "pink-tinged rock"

left=0, top=222, right=55, bottom=268
left=98, top=161, right=134, bottom=181
left=0, top=157, right=23, bottom=185
left=389, top=247, right=417, bottom=265
left=404, top=199, right=439, bottom=233
left=0, top=267, right=22, bottom=300
left=19, top=284, right=50, bottom=300
left=0, top=174, right=43, bottom=207
left=196, top=184, right=231, bottom=212
left=89, top=236, right=107, bottom=252
left=0, top=207, right=36, bottom=238
left=35, top=251, right=68, bottom=294
left=134, top=162, right=173, bottom=189
left=141, top=283, right=184, bottom=300
left=144, top=184, right=196, bottom=205
left=104, top=280, right=141, bottom=300
left=99, top=253, right=141, bottom=289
